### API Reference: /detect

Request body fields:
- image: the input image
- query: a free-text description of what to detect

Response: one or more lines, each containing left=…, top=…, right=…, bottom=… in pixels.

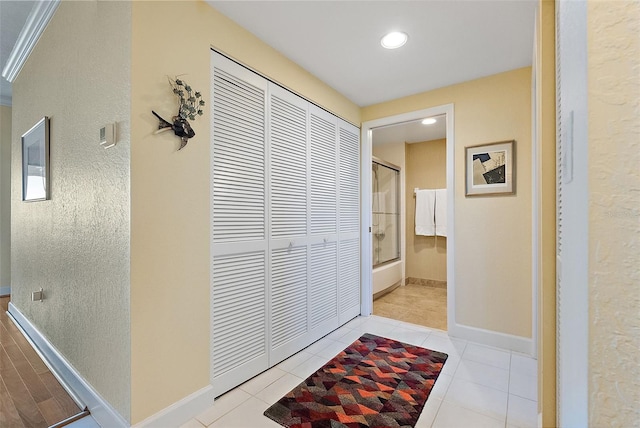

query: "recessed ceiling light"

left=381, top=32, right=408, bottom=49
left=421, top=118, right=437, bottom=125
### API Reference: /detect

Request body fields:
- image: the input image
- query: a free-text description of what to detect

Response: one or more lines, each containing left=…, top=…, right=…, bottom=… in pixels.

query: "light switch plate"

left=100, top=123, right=116, bottom=148
left=32, top=288, right=44, bottom=302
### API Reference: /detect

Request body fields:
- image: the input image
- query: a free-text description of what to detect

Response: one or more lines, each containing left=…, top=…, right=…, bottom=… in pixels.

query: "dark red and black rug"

left=264, top=333, right=448, bottom=428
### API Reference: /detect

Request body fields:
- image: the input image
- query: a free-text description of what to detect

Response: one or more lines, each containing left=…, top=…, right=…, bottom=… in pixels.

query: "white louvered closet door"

left=268, top=84, right=311, bottom=363
left=308, top=105, right=339, bottom=342
left=210, top=51, right=362, bottom=396
left=210, top=54, right=269, bottom=396
left=338, top=120, right=361, bottom=323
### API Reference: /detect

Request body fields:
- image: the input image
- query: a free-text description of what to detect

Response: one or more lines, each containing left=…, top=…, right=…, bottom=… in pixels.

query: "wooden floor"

left=373, top=283, right=447, bottom=330
left=0, top=296, right=81, bottom=427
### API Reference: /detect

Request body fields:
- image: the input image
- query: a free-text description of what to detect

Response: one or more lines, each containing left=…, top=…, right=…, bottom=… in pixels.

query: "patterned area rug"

left=264, top=333, right=448, bottom=428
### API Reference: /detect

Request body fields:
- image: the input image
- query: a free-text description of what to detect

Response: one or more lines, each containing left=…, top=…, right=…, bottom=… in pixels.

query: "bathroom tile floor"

left=183, top=315, right=538, bottom=428
left=374, top=283, right=447, bottom=330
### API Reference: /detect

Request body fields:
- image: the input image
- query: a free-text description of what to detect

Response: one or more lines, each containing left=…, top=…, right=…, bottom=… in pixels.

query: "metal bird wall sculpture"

left=152, top=77, right=205, bottom=150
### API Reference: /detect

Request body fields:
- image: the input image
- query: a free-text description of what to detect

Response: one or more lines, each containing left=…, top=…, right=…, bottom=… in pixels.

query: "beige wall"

left=363, top=67, right=533, bottom=338
left=11, top=1, right=131, bottom=420
left=373, top=142, right=405, bottom=170
left=536, top=1, right=556, bottom=424
left=0, top=106, right=10, bottom=292
left=406, top=139, right=447, bottom=282
left=130, top=1, right=360, bottom=422
left=587, top=1, right=640, bottom=425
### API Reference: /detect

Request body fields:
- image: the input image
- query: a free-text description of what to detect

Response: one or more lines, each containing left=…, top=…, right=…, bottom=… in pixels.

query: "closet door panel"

left=308, top=106, right=340, bottom=340
left=338, top=122, right=360, bottom=234
left=309, top=241, right=338, bottom=332
left=338, top=238, right=361, bottom=323
left=270, top=244, right=309, bottom=363
left=210, top=54, right=269, bottom=395
left=268, top=85, right=312, bottom=363
left=269, top=85, right=308, bottom=240
left=212, top=65, right=267, bottom=243
left=338, top=120, right=361, bottom=323
left=309, top=105, right=338, bottom=237
left=211, top=250, right=268, bottom=395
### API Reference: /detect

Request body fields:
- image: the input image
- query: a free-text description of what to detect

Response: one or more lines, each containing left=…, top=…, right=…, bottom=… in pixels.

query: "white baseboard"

left=0, top=285, right=10, bottom=296
left=8, top=303, right=128, bottom=428
left=132, top=385, right=215, bottom=428
left=449, top=322, right=534, bottom=355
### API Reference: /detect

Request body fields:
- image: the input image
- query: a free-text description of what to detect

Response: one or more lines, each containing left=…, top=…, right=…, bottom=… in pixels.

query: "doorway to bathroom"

left=360, top=105, right=454, bottom=332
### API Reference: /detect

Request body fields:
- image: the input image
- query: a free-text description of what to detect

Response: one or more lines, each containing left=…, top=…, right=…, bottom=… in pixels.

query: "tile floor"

left=182, top=315, right=537, bottom=428
left=373, top=283, right=448, bottom=330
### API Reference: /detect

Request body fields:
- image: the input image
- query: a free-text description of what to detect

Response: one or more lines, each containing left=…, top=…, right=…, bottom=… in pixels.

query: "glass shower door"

left=372, top=158, right=400, bottom=267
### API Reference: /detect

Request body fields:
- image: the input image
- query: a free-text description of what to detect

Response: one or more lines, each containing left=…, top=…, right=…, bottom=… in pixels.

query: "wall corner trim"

left=1, top=0, right=61, bottom=82
left=449, top=322, right=534, bottom=355
left=7, top=302, right=128, bottom=428
left=131, top=385, right=216, bottom=428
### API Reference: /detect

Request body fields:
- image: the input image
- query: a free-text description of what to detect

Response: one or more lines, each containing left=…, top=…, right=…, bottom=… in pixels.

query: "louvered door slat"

left=270, top=94, right=308, bottom=238
left=310, top=110, right=337, bottom=235
left=339, top=239, right=360, bottom=322
left=212, top=251, right=266, bottom=376
left=271, top=246, right=308, bottom=349
left=310, top=242, right=338, bottom=327
left=339, top=124, right=360, bottom=233
left=214, top=135, right=263, bottom=153
left=212, top=65, right=266, bottom=242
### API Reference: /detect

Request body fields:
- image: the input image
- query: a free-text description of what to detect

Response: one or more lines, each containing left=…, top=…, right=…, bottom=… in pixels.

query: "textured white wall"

left=587, top=1, right=640, bottom=425
left=11, top=1, right=131, bottom=420
left=0, top=106, right=10, bottom=292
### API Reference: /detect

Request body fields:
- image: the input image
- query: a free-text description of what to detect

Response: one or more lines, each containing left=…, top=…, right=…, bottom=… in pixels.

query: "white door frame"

left=360, top=104, right=455, bottom=333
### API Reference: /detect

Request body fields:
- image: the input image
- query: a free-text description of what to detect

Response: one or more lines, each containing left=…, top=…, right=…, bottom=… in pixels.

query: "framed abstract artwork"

left=22, top=117, right=50, bottom=201
left=465, top=140, right=515, bottom=196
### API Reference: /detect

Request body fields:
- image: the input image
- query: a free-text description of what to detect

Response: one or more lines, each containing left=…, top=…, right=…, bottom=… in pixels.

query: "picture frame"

left=22, top=117, right=50, bottom=201
left=465, top=140, right=515, bottom=196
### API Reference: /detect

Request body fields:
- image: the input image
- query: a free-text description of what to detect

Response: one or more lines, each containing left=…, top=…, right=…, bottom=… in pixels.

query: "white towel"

left=415, top=189, right=436, bottom=236
left=435, top=189, right=447, bottom=237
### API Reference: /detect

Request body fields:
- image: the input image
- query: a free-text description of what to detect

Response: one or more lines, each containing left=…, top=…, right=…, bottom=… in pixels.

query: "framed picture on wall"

left=22, top=117, right=50, bottom=202
left=465, top=140, right=515, bottom=196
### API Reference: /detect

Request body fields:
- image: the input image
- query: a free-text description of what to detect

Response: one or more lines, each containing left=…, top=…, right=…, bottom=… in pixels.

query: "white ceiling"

left=0, top=0, right=35, bottom=105
left=208, top=0, right=538, bottom=107
left=208, top=0, right=536, bottom=146
left=372, top=114, right=447, bottom=146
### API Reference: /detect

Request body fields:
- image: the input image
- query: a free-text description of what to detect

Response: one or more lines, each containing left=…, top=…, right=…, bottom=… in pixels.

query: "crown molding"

left=2, top=0, right=61, bottom=83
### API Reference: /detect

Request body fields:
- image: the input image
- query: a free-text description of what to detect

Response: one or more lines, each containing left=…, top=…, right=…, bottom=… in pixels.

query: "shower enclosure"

left=372, top=157, right=400, bottom=267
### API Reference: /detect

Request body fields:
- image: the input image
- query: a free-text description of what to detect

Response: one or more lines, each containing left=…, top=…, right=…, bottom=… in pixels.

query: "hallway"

left=181, top=315, right=538, bottom=428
